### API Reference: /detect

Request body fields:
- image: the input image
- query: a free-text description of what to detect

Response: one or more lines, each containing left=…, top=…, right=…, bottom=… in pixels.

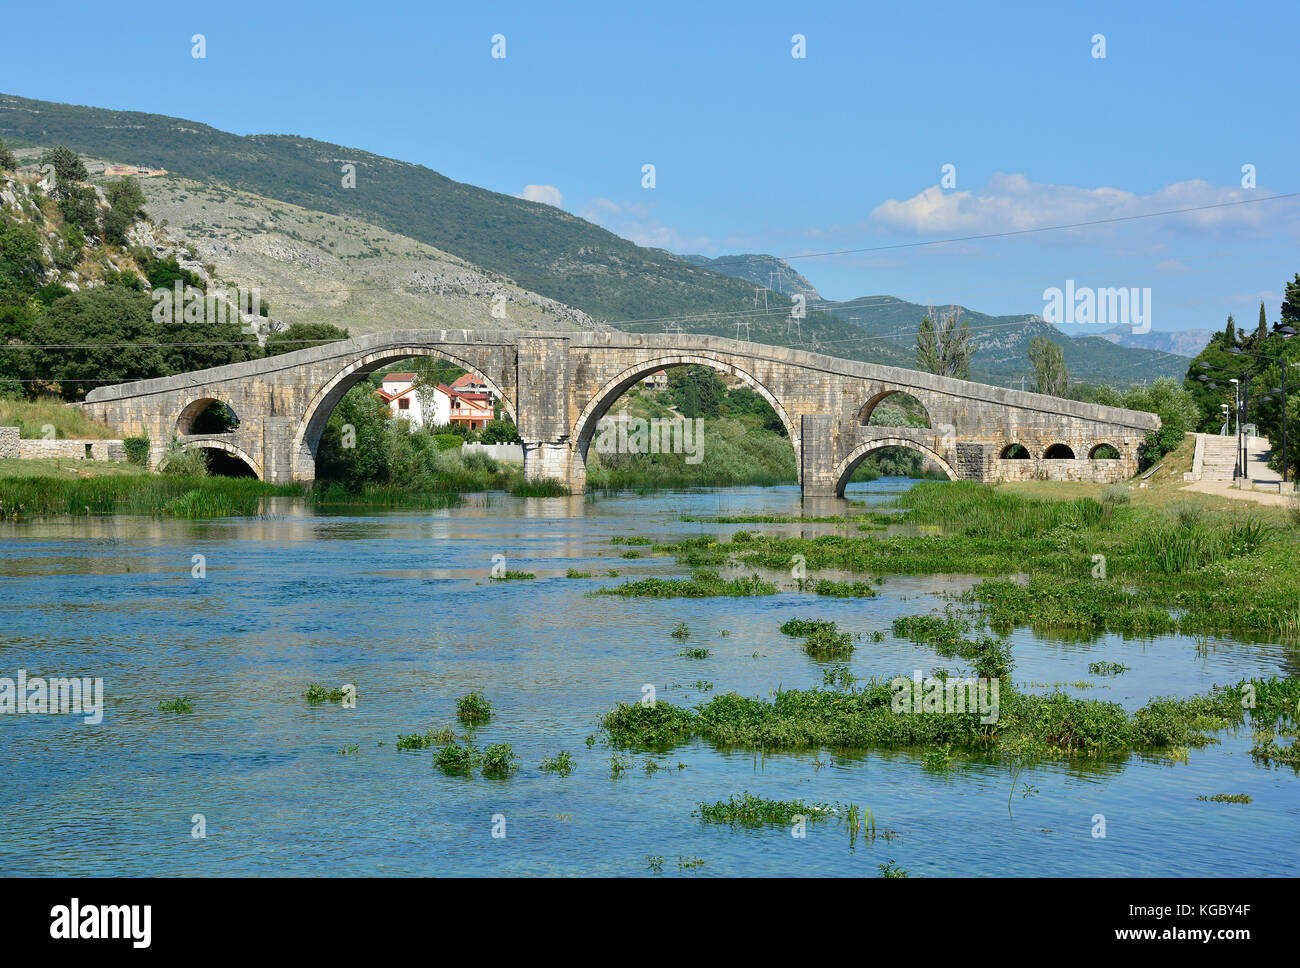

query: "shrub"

left=123, top=435, right=150, bottom=466
left=433, top=434, right=463, bottom=452
left=160, top=438, right=208, bottom=477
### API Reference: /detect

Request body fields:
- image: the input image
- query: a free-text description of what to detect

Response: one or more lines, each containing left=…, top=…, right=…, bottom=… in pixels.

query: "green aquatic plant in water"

left=158, top=696, right=194, bottom=713
left=1089, top=661, right=1130, bottom=676
left=434, top=742, right=477, bottom=775
left=602, top=670, right=1291, bottom=767
left=456, top=691, right=493, bottom=724
left=600, top=569, right=776, bottom=599
left=780, top=617, right=855, bottom=660
left=696, top=792, right=835, bottom=827
left=540, top=751, right=575, bottom=775
left=480, top=743, right=517, bottom=777
left=396, top=726, right=457, bottom=750
left=304, top=684, right=352, bottom=704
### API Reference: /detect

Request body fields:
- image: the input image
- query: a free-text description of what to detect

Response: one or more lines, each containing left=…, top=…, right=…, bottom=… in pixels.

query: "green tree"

left=58, top=183, right=99, bottom=237
left=0, top=218, right=44, bottom=306
left=1281, top=273, right=1300, bottom=327
left=104, top=177, right=146, bottom=220
left=915, top=306, right=973, bottom=379
left=316, top=384, right=391, bottom=487
left=0, top=139, right=16, bottom=171
left=22, top=287, right=165, bottom=398
left=264, top=322, right=350, bottom=356
left=1028, top=336, right=1069, bottom=396
left=480, top=418, right=521, bottom=444
left=39, top=147, right=88, bottom=200
left=1257, top=301, right=1268, bottom=341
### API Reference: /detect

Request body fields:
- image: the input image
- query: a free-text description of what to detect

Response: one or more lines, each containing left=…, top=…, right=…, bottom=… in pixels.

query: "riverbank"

left=649, top=478, right=1300, bottom=639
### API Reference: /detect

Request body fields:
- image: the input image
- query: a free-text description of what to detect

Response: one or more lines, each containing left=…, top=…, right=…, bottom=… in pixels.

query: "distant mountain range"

left=1095, top=326, right=1212, bottom=358
left=0, top=92, right=1192, bottom=387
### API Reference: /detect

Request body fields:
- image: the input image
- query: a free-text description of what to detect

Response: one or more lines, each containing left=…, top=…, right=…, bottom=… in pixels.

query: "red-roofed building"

left=374, top=372, right=492, bottom=429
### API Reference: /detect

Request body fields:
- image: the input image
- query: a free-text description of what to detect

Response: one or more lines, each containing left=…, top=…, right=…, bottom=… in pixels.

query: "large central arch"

left=832, top=436, right=956, bottom=496
left=291, top=346, right=516, bottom=481
left=569, top=354, right=799, bottom=484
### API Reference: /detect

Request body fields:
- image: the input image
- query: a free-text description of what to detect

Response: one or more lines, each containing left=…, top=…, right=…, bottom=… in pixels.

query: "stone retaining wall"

left=0, top=429, right=126, bottom=461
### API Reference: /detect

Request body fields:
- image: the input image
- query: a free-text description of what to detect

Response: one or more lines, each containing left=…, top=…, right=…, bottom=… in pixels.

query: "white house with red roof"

left=375, top=372, right=493, bottom=430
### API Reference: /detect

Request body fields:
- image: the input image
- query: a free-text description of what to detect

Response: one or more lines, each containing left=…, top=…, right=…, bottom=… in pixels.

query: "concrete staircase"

left=1185, top=432, right=1293, bottom=493
left=1199, top=434, right=1238, bottom=481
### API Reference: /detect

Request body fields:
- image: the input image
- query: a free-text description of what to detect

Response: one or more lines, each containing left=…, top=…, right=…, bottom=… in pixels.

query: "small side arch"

left=857, top=388, right=932, bottom=428
left=1089, top=443, right=1120, bottom=459
left=832, top=436, right=957, bottom=496
left=159, top=439, right=264, bottom=480
left=1043, top=443, right=1076, bottom=459
left=175, top=396, right=240, bottom=436
left=1000, top=443, right=1030, bottom=459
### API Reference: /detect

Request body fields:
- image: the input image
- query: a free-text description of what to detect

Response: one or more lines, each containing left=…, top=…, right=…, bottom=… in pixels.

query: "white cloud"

left=580, top=197, right=710, bottom=252
left=517, top=184, right=563, bottom=207
left=870, top=173, right=1283, bottom=238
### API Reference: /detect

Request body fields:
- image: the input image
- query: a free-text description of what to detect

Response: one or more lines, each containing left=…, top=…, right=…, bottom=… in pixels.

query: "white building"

left=375, top=373, right=493, bottom=430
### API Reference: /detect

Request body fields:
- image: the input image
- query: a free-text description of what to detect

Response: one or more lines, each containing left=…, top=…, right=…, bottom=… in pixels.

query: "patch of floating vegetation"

left=780, top=618, right=856, bottom=660
left=540, top=751, right=575, bottom=775
left=434, top=742, right=477, bottom=776
left=696, top=792, right=835, bottom=826
left=809, top=578, right=878, bottom=598
left=677, top=647, right=710, bottom=659
left=599, top=569, right=776, bottom=599
left=566, top=569, right=592, bottom=578
left=304, top=684, right=353, bottom=705
left=456, top=691, right=493, bottom=724
left=892, top=611, right=1013, bottom=681
left=480, top=743, right=518, bottom=777
left=491, top=570, right=536, bottom=581
left=653, top=481, right=1300, bottom=638
left=602, top=659, right=1299, bottom=766
left=671, top=622, right=690, bottom=640
left=158, top=696, right=194, bottom=713
left=1197, top=793, right=1252, bottom=803
left=611, top=536, right=652, bottom=545
left=396, top=726, right=457, bottom=750
left=1089, top=661, right=1131, bottom=676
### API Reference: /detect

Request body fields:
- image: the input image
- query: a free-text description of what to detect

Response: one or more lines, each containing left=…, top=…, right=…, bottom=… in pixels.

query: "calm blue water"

left=0, top=479, right=1296, bottom=876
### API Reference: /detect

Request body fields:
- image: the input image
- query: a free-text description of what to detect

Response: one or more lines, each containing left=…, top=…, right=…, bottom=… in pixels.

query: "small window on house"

left=398, top=398, right=410, bottom=410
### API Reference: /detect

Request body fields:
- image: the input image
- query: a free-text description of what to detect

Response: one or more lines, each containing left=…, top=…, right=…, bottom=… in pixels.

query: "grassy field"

left=0, top=400, right=117, bottom=439
left=0, top=458, right=148, bottom=479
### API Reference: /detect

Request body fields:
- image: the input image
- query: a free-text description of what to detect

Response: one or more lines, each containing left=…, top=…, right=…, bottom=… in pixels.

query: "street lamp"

left=1226, top=336, right=1297, bottom=484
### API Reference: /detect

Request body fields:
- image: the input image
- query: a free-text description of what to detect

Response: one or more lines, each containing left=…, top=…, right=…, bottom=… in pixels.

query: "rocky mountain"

left=680, top=253, right=821, bottom=300
left=0, top=92, right=1191, bottom=388
left=1094, top=326, right=1212, bottom=358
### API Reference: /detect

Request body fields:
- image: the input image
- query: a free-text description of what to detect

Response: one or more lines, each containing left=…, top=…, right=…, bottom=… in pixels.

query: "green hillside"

left=0, top=92, right=1188, bottom=389
left=0, top=93, right=762, bottom=324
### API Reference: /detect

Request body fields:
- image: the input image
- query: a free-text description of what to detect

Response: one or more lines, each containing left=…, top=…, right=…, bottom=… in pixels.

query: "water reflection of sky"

left=0, top=481, right=1295, bottom=877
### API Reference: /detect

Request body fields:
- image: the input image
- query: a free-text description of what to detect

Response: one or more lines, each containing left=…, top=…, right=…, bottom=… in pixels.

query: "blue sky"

left=3, top=0, right=1297, bottom=332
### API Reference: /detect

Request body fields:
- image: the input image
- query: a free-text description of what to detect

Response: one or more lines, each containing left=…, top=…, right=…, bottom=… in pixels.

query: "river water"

left=1, top=479, right=1296, bottom=876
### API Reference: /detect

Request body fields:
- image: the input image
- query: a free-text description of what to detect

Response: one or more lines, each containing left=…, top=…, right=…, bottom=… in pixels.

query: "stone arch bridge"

left=82, top=330, right=1159, bottom=495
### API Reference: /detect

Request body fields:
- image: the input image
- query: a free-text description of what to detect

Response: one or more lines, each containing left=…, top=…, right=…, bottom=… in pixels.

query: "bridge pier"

left=516, top=336, right=577, bottom=489
left=800, top=414, right=838, bottom=496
